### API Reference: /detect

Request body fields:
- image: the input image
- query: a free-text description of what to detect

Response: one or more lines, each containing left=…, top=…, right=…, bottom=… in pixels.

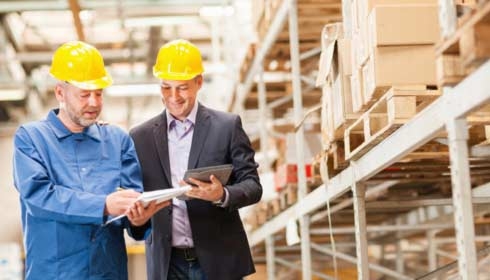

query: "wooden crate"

left=437, top=1, right=490, bottom=86
left=436, top=54, right=467, bottom=86
left=344, top=87, right=440, bottom=160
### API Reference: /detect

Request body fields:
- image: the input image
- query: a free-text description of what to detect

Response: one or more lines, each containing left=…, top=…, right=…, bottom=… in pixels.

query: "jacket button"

left=166, top=235, right=171, bottom=241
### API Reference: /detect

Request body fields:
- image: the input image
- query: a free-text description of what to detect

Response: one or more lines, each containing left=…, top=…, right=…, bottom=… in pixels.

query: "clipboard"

left=103, top=186, right=191, bottom=226
left=183, top=164, right=233, bottom=186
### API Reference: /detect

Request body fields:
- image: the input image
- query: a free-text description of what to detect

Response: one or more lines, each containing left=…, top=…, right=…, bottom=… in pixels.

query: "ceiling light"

left=199, top=6, right=234, bottom=18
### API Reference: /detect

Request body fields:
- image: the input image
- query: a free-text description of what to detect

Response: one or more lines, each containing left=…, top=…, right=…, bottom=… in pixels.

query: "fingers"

left=106, top=190, right=141, bottom=216
left=127, top=200, right=170, bottom=227
left=117, top=189, right=141, bottom=198
left=156, top=200, right=171, bottom=210
left=178, top=180, right=188, bottom=187
left=209, top=175, right=222, bottom=186
left=185, top=176, right=223, bottom=202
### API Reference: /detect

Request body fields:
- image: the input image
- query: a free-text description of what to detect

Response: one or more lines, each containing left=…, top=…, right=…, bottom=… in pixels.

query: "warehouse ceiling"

left=0, top=0, right=254, bottom=124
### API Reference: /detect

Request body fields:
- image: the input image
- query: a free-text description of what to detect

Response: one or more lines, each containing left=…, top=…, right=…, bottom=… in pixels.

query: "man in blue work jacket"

left=12, top=41, right=167, bottom=280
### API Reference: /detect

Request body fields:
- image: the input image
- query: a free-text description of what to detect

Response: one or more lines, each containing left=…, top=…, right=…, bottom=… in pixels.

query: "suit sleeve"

left=13, top=127, right=107, bottom=225
left=126, top=129, right=152, bottom=240
left=225, top=115, right=262, bottom=211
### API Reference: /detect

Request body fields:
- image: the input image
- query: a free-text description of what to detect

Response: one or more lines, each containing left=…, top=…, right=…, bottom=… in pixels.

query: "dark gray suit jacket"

left=129, top=104, right=262, bottom=280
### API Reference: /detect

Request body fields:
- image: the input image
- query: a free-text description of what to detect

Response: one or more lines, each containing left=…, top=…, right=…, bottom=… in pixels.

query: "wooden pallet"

left=344, top=87, right=441, bottom=161
left=277, top=183, right=298, bottom=209
left=266, top=197, right=282, bottom=220
left=256, top=0, right=342, bottom=41
left=436, top=1, right=490, bottom=86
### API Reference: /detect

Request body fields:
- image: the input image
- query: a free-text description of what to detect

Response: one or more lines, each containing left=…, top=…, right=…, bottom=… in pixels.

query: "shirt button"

left=81, top=168, right=86, bottom=172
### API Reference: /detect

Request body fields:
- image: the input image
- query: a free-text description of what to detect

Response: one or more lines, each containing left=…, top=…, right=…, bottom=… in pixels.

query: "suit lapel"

left=188, top=104, right=210, bottom=169
left=153, top=112, right=172, bottom=188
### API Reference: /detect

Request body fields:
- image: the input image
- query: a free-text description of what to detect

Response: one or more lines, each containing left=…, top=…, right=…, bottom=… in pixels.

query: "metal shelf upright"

left=235, top=0, right=490, bottom=279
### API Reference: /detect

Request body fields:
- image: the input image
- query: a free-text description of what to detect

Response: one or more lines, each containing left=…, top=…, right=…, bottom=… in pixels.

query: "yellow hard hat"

left=49, top=41, right=113, bottom=90
left=153, top=39, right=204, bottom=80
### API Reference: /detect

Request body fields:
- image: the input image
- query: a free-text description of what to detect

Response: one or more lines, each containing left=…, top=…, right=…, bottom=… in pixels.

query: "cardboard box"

left=366, top=0, right=439, bottom=12
left=364, top=45, right=437, bottom=100
left=321, top=74, right=352, bottom=144
left=338, top=38, right=352, bottom=76
left=320, top=86, right=332, bottom=147
left=317, top=35, right=354, bottom=143
left=353, top=24, right=369, bottom=67
left=350, top=71, right=364, bottom=113
left=368, top=4, right=440, bottom=46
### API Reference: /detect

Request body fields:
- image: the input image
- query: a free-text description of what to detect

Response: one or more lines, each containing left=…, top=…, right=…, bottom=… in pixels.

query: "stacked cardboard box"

left=350, top=0, right=440, bottom=111
left=316, top=23, right=355, bottom=147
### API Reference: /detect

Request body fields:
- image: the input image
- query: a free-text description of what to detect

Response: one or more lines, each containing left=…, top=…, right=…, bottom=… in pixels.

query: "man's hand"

left=185, top=175, right=225, bottom=202
left=105, top=189, right=140, bottom=216
left=127, top=200, right=170, bottom=226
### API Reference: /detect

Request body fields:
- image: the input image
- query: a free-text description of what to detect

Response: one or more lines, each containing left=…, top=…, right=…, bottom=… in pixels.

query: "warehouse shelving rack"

left=233, top=0, right=490, bottom=279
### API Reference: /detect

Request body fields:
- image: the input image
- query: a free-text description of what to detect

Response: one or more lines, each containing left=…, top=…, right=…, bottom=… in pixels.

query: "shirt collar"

left=47, top=109, right=101, bottom=142
left=166, top=101, right=198, bottom=130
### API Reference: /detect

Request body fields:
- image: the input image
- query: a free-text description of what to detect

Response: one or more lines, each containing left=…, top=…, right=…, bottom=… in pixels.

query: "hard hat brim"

left=64, top=75, right=113, bottom=90
left=153, top=68, right=202, bottom=81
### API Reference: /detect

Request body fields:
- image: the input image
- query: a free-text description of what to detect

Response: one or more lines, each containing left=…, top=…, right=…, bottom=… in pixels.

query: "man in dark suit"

left=128, top=39, right=262, bottom=280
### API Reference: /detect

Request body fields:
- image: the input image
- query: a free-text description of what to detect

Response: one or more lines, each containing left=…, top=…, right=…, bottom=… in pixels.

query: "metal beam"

left=311, top=181, right=398, bottom=223
left=447, top=118, right=477, bottom=280
left=265, top=236, right=276, bottom=280
left=14, top=48, right=147, bottom=64
left=396, top=218, right=405, bottom=275
left=352, top=183, right=369, bottom=279
left=288, top=1, right=311, bottom=279
left=310, top=223, right=454, bottom=235
left=0, top=0, right=225, bottom=12
left=364, top=197, right=490, bottom=209
left=310, top=243, right=412, bottom=280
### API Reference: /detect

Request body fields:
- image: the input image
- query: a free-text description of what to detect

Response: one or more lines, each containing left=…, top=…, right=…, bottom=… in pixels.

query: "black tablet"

left=183, top=164, right=233, bottom=186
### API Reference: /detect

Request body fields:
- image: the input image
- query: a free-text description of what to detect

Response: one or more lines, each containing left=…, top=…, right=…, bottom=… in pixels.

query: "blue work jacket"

left=13, top=109, right=144, bottom=280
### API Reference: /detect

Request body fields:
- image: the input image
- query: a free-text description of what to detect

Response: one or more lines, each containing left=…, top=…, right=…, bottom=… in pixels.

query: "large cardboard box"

left=364, top=45, right=437, bottom=100
left=368, top=4, right=440, bottom=47
left=366, top=0, right=439, bottom=12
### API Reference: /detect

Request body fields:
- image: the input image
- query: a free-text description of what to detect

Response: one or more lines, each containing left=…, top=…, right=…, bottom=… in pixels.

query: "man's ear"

left=54, top=83, right=64, bottom=102
left=195, top=75, right=203, bottom=89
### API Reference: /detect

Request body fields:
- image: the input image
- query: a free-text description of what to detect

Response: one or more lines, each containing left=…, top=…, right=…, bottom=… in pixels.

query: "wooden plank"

left=68, top=0, right=85, bottom=41
left=345, top=87, right=441, bottom=160
left=436, top=1, right=490, bottom=56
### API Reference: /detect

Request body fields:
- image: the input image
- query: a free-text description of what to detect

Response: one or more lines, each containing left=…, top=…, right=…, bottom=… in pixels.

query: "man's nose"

left=87, top=93, right=101, bottom=106
left=169, top=87, right=180, bottom=98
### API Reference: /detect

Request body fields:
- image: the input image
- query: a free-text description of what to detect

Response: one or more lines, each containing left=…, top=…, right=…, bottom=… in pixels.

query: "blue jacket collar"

left=47, top=109, right=101, bottom=142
